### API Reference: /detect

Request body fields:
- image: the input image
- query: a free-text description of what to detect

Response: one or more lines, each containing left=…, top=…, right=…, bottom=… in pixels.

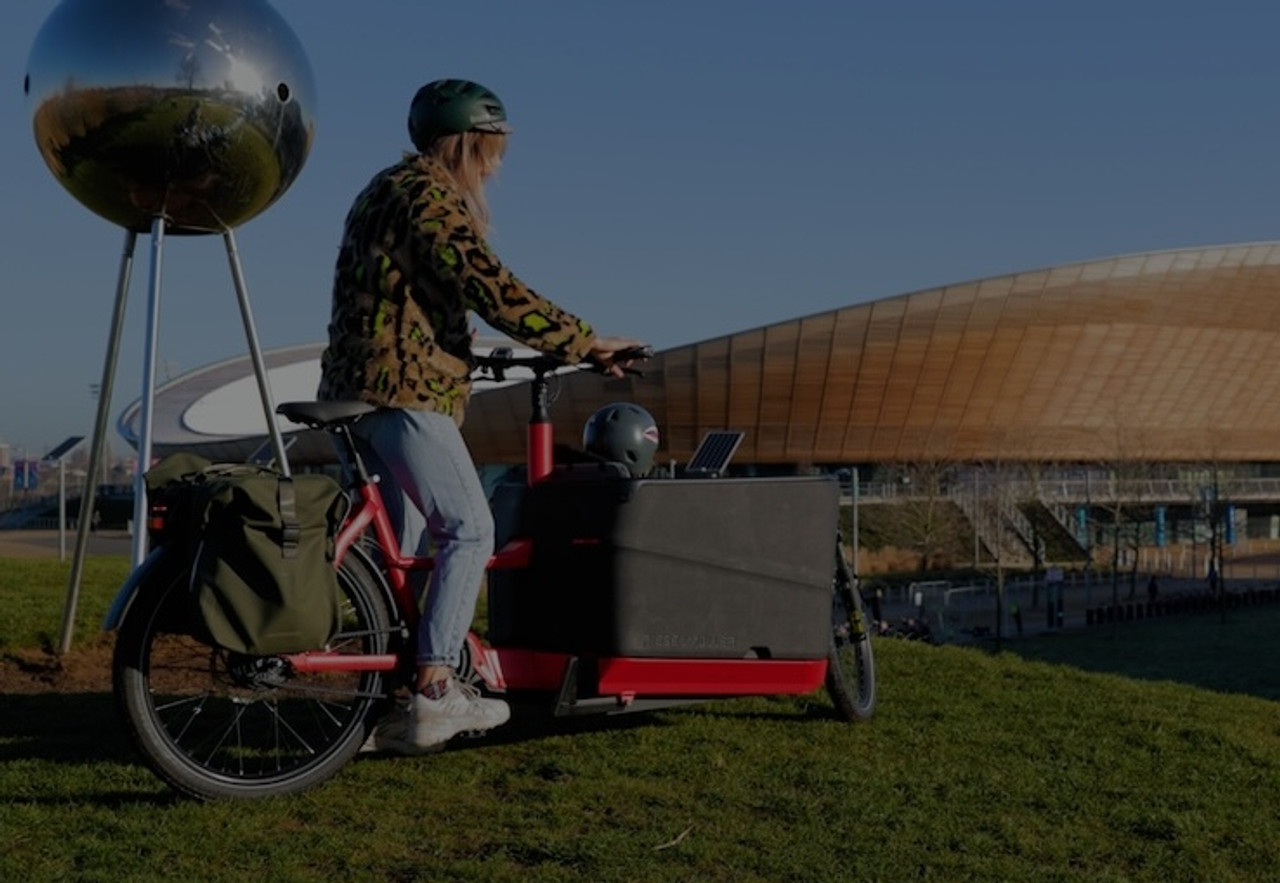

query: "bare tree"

left=874, top=458, right=967, bottom=573
left=1092, top=415, right=1160, bottom=608
left=971, top=455, right=1037, bottom=648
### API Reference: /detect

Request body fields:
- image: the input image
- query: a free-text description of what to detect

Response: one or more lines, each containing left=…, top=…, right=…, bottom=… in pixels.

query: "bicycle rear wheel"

left=113, top=549, right=395, bottom=800
left=826, top=535, right=877, bottom=721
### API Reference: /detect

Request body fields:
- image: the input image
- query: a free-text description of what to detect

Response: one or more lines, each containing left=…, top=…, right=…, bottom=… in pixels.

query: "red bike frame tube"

left=284, top=647, right=829, bottom=695
left=489, top=538, right=532, bottom=569
left=334, top=481, right=420, bottom=624
left=527, top=420, right=554, bottom=484
left=284, top=652, right=399, bottom=673
left=596, top=658, right=828, bottom=696
left=484, top=649, right=828, bottom=697
left=485, top=647, right=574, bottom=691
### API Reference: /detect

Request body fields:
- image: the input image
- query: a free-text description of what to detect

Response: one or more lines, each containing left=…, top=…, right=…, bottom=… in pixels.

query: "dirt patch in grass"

left=0, top=638, right=114, bottom=695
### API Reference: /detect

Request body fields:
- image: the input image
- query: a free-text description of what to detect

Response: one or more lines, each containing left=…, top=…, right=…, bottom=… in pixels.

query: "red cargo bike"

left=107, top=347, right=876, bottom=799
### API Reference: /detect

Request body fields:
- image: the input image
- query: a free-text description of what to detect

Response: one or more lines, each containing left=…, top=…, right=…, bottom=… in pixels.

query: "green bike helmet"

left=408, top=79, right=511, bottom=150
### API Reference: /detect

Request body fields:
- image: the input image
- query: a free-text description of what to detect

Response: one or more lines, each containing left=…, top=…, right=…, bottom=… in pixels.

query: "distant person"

left=1147, top=575, right=1159, bottom=604
left=868, top=583, right=884, bottom=623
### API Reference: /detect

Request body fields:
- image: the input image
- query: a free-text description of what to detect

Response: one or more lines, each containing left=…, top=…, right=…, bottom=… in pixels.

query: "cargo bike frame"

left=108, top=348, right=876, bottom=800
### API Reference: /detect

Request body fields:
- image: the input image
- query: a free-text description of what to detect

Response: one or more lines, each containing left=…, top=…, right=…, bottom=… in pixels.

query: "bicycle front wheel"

left=113, top=549, right=395, bottom=800
left=826, top=536, right=877, bottom=722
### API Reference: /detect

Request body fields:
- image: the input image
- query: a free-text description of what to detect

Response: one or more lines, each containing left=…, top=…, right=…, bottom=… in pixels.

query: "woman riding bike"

left=318, top=78, right=644, bottom=754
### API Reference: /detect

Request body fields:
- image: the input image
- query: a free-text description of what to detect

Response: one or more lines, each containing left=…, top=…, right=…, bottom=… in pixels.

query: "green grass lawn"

left=0, top=554, right=131, bottom=651
left=3, top=557, right=1280, bottom=881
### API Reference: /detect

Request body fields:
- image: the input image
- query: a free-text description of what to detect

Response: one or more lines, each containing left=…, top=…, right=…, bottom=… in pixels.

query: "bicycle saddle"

left=277, top=400, right=377, bottom=429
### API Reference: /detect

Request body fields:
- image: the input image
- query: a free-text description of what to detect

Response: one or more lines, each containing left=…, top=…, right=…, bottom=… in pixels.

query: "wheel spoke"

left=263, top=701, right=320, bottom=758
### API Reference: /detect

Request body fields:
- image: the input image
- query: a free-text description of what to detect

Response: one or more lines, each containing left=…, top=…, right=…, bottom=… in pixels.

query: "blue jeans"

left=350, top=408, right=495, bottom=668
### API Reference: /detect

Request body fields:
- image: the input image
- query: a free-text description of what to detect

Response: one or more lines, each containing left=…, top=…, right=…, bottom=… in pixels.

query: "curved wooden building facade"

left=464, top=242, right=1280, bottom=466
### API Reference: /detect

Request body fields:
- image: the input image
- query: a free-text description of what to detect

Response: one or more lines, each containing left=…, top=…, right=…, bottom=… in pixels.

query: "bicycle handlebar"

left=473, top=344, right=654, bottom=382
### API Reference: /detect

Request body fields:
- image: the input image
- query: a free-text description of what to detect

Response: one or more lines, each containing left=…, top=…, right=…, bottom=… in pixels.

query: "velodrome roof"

left=467, top=241, right=1280, bottom=465
left=126, top=242, right=1280, bottom=466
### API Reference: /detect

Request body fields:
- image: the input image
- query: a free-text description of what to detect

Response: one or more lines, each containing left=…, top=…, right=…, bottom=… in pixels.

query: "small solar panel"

left=685, top=430, right=744, bottom=477
left=42, top=436, right=85, bottom=462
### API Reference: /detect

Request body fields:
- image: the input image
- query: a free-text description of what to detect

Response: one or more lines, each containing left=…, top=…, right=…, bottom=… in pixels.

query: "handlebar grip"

left=612, top=344, right=655, bottom=362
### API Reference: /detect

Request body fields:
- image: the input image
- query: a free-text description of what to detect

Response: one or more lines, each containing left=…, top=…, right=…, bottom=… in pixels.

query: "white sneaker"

left=408, top=678, right=510, bottom=751
left=360, top=679, right=510, bottom=756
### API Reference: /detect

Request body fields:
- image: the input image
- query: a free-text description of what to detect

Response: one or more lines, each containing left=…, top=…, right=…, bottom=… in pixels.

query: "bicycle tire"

left=113, top=547, right=396, bottom=800
left=826, top=535, right=877, bottom=721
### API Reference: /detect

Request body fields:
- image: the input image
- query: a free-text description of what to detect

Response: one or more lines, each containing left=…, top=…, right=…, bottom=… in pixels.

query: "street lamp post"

left=850, top=466, right=860, bottom=581
left=42, top=436, right=85, bottom=563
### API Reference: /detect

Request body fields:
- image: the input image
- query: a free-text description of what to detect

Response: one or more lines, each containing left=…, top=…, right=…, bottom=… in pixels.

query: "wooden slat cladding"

left=756, top=322, right=800, bottom=459
left=464, top=243, right=1280, bottom=466
left=786, top=315, right=836, bottom=459
left=727, top=330, right=764, bottom=462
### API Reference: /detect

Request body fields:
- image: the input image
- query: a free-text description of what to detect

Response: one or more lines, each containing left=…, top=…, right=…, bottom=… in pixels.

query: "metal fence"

left=852, top=476, right=1280, bottom=504
left=871, top=571, right=1280, bottom=645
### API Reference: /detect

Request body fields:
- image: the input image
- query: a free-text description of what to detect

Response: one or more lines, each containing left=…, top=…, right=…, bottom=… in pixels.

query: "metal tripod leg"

left=128, top=216, right=167, bottom=567
left=224, top=229, right=290, bottom=477
left=58, top=230, right=137, bottom=654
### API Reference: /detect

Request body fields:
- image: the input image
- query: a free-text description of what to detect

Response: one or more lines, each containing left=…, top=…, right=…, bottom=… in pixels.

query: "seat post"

left=332, top=424, right=373, bottom=485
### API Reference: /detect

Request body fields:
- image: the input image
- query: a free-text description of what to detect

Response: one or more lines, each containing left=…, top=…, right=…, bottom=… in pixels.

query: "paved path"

left=0, top=529, right=132, bottom=559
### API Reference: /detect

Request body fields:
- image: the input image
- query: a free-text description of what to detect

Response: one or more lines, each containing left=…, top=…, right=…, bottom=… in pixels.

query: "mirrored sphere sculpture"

left=25, top=0, right=317, bottom=233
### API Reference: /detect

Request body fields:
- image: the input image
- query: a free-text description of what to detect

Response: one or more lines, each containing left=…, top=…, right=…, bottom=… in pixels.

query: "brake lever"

left=615, top=344, right=655, bottom=362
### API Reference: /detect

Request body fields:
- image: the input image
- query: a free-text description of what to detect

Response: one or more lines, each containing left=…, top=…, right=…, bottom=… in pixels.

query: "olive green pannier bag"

left=145, top=455, right=350, bottom=656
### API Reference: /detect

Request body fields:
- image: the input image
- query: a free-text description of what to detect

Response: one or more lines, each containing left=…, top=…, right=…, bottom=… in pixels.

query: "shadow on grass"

left=484, top=697, right=674, bottom=745
left=1001, top=605, right=1280, bottom=703
left=497, top=690, right=838, bottom=734
left=0, top=688, right=672, bottom=803
left=355, top=692, right=834, bottom=763
left=0, top=690, right=179, bottom=806
left=0, top=691, right=133, bottom=764
left=363, top=694, right=762, bottom=758
left=1, top=678, right=843, bottom=805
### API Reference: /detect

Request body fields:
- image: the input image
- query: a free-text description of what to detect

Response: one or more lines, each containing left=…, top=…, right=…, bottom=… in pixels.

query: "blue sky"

left=4, top=0, right=1280, bottom=457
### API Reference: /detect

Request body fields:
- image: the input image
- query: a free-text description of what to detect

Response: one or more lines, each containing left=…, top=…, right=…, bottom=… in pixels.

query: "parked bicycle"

left=107, top=347, right=875, bottom=800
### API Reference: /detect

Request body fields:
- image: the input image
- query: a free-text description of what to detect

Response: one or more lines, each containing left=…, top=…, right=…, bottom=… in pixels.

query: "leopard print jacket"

left=317, top=153, right=595, bottom=423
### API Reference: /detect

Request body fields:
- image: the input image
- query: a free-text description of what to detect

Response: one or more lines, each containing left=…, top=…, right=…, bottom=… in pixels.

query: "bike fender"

left=102, top=546, right=173, bottom=632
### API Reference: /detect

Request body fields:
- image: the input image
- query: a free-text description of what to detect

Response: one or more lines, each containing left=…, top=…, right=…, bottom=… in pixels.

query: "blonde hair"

left=423, top=131, right=507, bottom=236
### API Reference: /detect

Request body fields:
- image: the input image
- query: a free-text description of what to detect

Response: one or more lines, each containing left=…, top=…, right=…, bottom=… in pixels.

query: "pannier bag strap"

left=278, top=477, right=300, bottom=559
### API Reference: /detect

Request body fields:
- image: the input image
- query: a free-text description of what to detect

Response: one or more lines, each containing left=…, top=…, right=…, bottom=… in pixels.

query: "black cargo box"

left=488, top=475, right=837, bottom=659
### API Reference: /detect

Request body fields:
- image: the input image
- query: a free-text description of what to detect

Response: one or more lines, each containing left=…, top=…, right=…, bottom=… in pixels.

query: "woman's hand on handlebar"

left=588, top=337, right=652, bottom=377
